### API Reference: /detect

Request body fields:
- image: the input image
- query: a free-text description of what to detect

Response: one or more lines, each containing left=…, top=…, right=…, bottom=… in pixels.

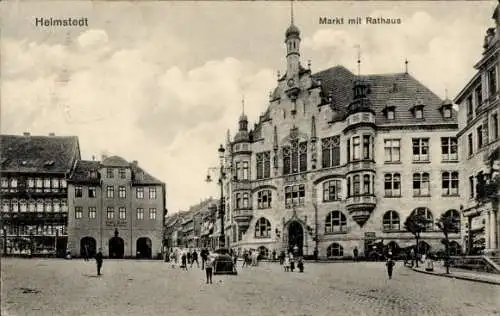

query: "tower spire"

left=242, top=95, right=245, bottom=115
left=356, top=45, right=361, bottom=76
left=290, top=0, right=294, bottom=24
left=404, top=58, right=409, bottom=74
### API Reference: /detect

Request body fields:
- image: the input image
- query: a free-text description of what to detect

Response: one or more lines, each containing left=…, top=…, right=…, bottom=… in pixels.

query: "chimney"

left=102, top=154, right=108, bottom=160
left=23, top=132, right=30, bottom=136
left=48, top=132, right=55, bottom=136
left=132, top=160, right=138, bottom=166
left=92, top=155, right=95, bottom=161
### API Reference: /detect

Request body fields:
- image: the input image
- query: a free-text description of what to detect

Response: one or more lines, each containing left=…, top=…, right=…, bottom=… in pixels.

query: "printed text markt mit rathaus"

left=319, top=16, right=402, bottom=25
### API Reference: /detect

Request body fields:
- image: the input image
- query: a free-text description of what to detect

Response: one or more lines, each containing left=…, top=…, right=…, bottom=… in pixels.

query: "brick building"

left=215, top=17, right=462, bottom=259
left=67, top=155, right=166, bottom=259
left=456, top=1, right=500, bottom=255
left=0, top=133, right=80, bottom=256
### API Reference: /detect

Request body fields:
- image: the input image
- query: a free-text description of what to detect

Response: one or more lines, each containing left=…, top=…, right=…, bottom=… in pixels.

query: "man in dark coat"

left=95, top=248, right=103, bottom=276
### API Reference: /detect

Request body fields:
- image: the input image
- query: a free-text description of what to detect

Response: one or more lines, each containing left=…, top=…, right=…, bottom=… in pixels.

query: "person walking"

left=191, top=250, right=199, bottom=268
left=187, top=250, right=192, bottom=266
left=386, top=257, right=395, bottom=280
left=95, top=248, right=103, bottom=276
left=353, top=247, right=359, bottom=262
left=205, top=255, right=213, bottom=284
left=201, top=248, right=208, bottom=270
left=170, top=252, right=176, bottom=268
left=83, top=245, right=89, bottom=261
left=181, top=251, right=188, bottom=271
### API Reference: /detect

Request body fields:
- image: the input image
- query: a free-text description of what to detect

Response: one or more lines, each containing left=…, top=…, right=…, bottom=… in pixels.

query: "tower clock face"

left=287, top=78, right=294, bottom=87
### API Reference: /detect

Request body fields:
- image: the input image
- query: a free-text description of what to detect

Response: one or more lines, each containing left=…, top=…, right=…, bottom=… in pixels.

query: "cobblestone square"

left=1, top=258, right=499, bottom=316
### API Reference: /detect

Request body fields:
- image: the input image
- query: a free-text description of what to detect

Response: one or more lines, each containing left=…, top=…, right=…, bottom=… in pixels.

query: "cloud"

left=1, top=28, right=275, bottom=213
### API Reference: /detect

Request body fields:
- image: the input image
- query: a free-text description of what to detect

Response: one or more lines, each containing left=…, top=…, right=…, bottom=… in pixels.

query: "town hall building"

left=216, top=16, right=462, bottom=259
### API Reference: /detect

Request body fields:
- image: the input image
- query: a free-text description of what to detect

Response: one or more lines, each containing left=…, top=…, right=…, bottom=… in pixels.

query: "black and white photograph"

left=1, top=0, right=500, bottom=315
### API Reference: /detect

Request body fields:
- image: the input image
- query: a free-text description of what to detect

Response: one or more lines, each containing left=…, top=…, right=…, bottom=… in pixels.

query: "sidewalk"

left=412, top=263, right=500, bottom=285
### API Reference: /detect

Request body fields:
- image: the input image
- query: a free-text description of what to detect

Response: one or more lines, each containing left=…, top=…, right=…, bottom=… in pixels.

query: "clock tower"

left=285, top=2, right=301, bottom=80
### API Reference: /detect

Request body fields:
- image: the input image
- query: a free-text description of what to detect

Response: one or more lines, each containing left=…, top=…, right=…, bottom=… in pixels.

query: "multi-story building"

left=67, top=155, right=166, bottom=259
left=215, top=16, right=462, bottom=259
left=456, top=2, right=500, bottom=255
left=0, top=133, right=80, bottom=256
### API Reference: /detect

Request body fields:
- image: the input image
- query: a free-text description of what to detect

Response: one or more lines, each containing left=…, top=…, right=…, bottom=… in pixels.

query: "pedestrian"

left=181, top=251, right=188, bottom=271
left=279, top=251, right=285, bottom=265
left=201, top=248, right=208, bottom=270
left=191, top=250, right=199, bottom=268
left=284, top=255, right=290, bottom=272
left=353, top=247, right=359, bottom=262
left=386, top=257, right=395, bottom=280
left=187, top=250, right=192, bottom=266
left=272, top=249, right=276, bottom=261
left=84, top=245, right=89, bottom=261
left=297, top=257, right=304, bottom=272
left=170, top=252, right=176, bottom=268
left=242, top=251, right=249, bottom=268
left=205, top=255, right=214, bottom=284
left=95, top=248, right=103, bottom=276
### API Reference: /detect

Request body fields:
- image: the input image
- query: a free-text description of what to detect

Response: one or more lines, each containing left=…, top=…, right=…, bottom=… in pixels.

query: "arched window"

left=258, top=246, right=269, bottom=259
left=242, top=193, right=249, bottom=208
left=2, top=200, right=9, bottom=213
left=411, top=207, right=434, bottom=231
left=53, top=199, right=60, bottom=213
left=11, top=200, right=18, bottom=212
left=449, top=241, right=461, bottom=256
left=325, top=211, right=347, bottom=233
left=255, top=217, right=271, bottom=238
left=327, top=243, right=344, bottom=257
left=36, top=199, right=44, bottom=212
left=282, top=141, right=307, bottom=175
left=44, top=201, right=52, bottom=212
left=28, top=200, right=36, bottom=212
left=443, top=209, right=460, bottom=230
left=19, top=200, right=27, bottom=212
left=383, top=211, right=400, bottom=231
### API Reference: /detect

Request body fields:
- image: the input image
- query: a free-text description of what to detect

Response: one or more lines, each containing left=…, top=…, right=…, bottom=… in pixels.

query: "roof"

left=69, top=160, right=101, bottom=183
left=0, top=134, right=80, bottom=174
left=102, top=155, right=129, bottom=167
left=131, top=165, right=163, bottom=185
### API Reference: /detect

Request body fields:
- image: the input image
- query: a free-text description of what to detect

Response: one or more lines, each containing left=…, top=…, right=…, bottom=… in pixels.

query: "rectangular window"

left=477, top=125, right=483, bottom=149
left=488, top=66, right=497, bottom=97
left=353, top=175, right=360, bottom=195
left=412, top=138, right=429, bottom=162
left=263, top=152, right=271, bottom=178
left=469, top=176, right=474, bottom=199
left=415, top=108, right=423, bottom=119
left=75, top=186, right=83, bottom=198
left=352, top=136, right=360, bottom=160
left=242, top=193, right=249, bottom=208
left=413, top=173, right=430, bottom=196
left=483, top=120, right=489, bottom=145
left=256, top=153, right=264, bottom=179
left=107, top=207, right=114, bottom=219
left=60, top=179, right=67, bottom=189
left=466, top=95, right=473, bottom=120
left=475, top=85, right=483, bottom=109
left=321, top=136, right=340, bottom=168
left=107, top=168, right=114, bottom=178
left=136, top=208, right=144, bottom=220
left=136, top=187, right=144, bottom=199
left=468, top=133, right=474, bottom=157
left=88, top=207, right=96, bottom=219
left=106, top=186, right=114, bottom=198
left=387, top=109, right=395, bottom=120
left=149, top=208, right=157, bottom=220
left=443, top=107, right=452, bottom=118
left=441, top=137, right=458, bottom=161
left=442, top=171, right=459, bottom=196
left=119, top=207, right=126, bottom=219
left=384, top=173, right=401, bottom=197
left=285, top=184, right=305, bottom=208
left=51, top=178, right=59, bottom=191
left=346, top=139, right=351, bottom=162
left=362, top=135, right=370, bottom=160
left=149, top=187, right=157, bottom=199
left=493, top=113, right=499, bottom=140
left=323, top=180, right=341, bottom=201
left=119, top=168, right=126, bottom=179
left=384, top=139, right=400, bottom=162
left=242, top=161, right=249, bottom=180
left=235, top=162, right=241, bottom=179
left=118, top=186, right=126, bottom=198
left=257, top=190, right=272, bottom=209
left=75, top=207, right=83, bottom=219
left=88, top=187, right=96, bottom=198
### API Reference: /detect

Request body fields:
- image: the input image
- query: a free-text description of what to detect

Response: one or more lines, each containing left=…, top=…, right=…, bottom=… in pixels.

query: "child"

left=284, top=256, right=290, bottom=272
left=170, top=252, right=176, bottom=268
left=205, top=255, right=213, bottom=284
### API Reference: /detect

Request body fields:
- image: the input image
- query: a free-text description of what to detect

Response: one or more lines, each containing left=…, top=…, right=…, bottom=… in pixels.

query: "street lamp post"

left=206, top=144, right=226, bottom=249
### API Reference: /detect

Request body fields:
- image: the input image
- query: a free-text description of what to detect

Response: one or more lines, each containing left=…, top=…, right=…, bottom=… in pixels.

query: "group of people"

left=166, top=248, right=215, bottom=283
left=281, top=252, right=305, bottom=273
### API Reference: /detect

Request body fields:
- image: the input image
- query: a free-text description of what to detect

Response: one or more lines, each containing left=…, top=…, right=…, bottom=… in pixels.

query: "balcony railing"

left=346, top=160, right=375, bottom=173
left=346, top=195, right=377, bottom=207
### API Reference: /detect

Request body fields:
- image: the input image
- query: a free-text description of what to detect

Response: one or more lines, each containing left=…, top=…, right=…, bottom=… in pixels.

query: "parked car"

left=211, top=248, right=237, bottom=275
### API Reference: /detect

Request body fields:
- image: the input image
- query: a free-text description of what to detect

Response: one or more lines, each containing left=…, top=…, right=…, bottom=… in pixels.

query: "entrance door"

left=288, top=221, right=304, bottom=256
left=109, top=237, right=124, bottom=259
left=136, top=237, right=152, bottom=259
left=80, top=237, right=97, bottom=258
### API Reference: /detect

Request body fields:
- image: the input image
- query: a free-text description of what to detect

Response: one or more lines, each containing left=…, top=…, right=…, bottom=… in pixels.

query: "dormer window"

left=411, top=100, right=425, bottom=120
left=415, top=107, right=423, bottom=119
left=443, top=106, right=452, bottom=118
left=382, top=105, right=396, bottom=120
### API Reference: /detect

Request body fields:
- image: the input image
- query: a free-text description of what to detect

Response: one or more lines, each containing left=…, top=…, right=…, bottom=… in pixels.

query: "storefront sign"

left=106, top=220, right=127, bottom=227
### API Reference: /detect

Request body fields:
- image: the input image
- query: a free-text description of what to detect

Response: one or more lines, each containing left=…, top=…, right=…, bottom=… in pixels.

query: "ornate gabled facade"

left=217, top=16, right=462, bottom=259
left=67, top=155, right=166, bottom=259
left=0, top=133, right=81, bottom=257
left=456, top=1, right=500, bottom=256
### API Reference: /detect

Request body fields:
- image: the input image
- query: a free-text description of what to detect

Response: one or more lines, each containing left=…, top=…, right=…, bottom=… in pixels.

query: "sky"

left=0, top=1, right=497, bottom=213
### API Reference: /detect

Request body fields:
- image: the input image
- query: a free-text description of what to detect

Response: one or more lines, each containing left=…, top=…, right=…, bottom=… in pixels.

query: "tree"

left=404, top=212, right=430, bottom=268
left=436, top=213, right=460, bottom=274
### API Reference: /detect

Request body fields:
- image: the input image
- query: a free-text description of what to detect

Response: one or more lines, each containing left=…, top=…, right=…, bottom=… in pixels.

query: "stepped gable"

left=0, top=134, right=80, bottom=173
left=69, top=160, right=101, bottom=183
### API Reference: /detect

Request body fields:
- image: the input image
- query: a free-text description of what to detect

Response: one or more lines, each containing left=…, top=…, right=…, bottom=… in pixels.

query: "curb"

left=411, top=268, right=500, bottom=286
